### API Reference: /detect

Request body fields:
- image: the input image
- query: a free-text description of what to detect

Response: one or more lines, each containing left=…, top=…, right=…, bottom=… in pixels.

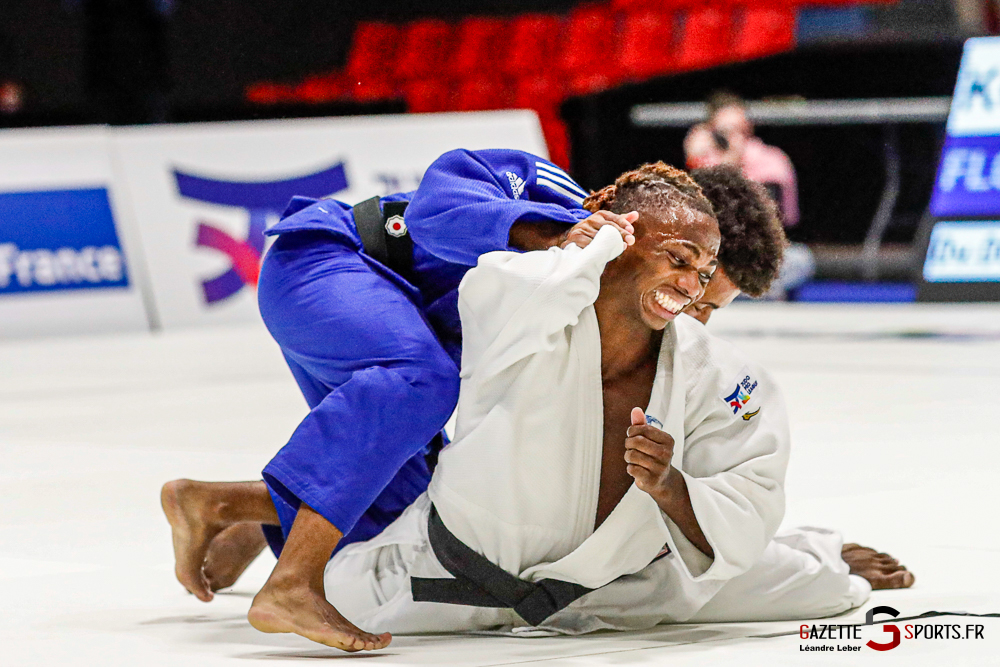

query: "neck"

left=594, top=294, right=663, bottom=381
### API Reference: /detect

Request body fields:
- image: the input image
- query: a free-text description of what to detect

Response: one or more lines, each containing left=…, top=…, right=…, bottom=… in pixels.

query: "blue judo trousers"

left=257, top=149, right=594, bottom=555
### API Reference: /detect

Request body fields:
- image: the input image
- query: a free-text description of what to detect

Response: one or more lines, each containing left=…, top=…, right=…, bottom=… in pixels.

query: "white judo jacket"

left=325, top=225, right=792, bottom=633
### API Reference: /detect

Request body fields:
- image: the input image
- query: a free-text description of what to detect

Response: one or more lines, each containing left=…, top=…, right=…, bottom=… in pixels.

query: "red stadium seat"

left=513, top=76, right=565, bottom=112
left=453, top=76, right=514, bottom=111
left=404, top=78, right=453, bottom=113
left=557, top=5, right=616, bottom=75
left=294, top=75, right=344, bottom=104
left=610, top=0, right=701, bottom=10
left=346, top=22, right=400, bottom=80
left=805, top=0, right=894, bottom=4
left=245, top=82, right=295, bottom=105
left=567, top=71, right=617, bottom=96
left=616, top=9, right=677, bottom=81
left=676, top=7, right=733, bottom=71
left=503, top=14, right=562, bottom=78
left=732, top=5, right=796, bottom=60
left=451, top=17, right=509, bottom=78
left=394, top=19, right=455, bottom=81
left=347, top=76, right=397, bottom=103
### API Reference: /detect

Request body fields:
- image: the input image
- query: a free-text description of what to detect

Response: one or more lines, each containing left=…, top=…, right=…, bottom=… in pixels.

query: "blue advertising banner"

left=930, top=135, right=1000, bottom=217
left=918, top=38, right=1000, bottom=300
left=929, top=37, right=1000, bottom=218
left=0, top=188, right=130, bottom=295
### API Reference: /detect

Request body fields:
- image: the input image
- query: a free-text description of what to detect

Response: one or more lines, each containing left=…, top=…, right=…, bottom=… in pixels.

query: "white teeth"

left=654, top=290, right=683, bottom=314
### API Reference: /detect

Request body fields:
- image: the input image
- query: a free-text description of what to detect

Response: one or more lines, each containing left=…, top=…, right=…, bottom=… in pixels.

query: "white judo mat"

left=2, top=302, right=999, bottom=666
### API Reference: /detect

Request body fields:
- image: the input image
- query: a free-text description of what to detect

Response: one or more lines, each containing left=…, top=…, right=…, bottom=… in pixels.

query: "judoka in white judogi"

left=323, top=225, right=869, bottom=635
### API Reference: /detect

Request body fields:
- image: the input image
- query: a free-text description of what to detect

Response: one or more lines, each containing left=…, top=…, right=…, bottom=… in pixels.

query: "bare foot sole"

left=842, top=543, right=915, bottom=590
left=161, top=479, right=230, bottom=602
left=248, top=580, right=391, bottom=652
left=204, top=522, right=269, bottom=592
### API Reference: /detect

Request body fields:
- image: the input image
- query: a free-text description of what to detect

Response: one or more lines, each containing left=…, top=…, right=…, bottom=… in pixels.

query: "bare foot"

left=204, top=523, right=269, bottom=592
left=248, top=577, right=392, bottom=652
left=842, top=543, right=915, bottom=590
left=161, top=479, right=230, bottom=602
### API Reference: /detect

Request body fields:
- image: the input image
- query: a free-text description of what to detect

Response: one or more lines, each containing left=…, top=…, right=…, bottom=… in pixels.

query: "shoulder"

left=748, top=138, right=794, bottom=170
left=266, top=197, right=355, bottom=238
left=429, top=148, right=545, bottom=171
left=674, top=315, right=780, bottom=425
left=674, top=315, right=748, bottom=377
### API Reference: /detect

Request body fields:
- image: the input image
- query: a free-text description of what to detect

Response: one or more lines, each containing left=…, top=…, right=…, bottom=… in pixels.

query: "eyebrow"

left=674, top=240, right=717, bottom=265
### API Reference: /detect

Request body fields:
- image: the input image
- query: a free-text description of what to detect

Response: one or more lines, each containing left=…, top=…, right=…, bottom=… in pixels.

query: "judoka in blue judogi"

left=257, top=149, right=601, bottom=555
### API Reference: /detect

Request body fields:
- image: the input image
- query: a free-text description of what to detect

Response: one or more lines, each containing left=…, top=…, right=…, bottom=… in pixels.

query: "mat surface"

left=2, top=302, right=998, bottom=665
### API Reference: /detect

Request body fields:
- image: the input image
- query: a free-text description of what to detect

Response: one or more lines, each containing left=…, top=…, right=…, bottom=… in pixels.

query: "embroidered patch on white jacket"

left=722, top=367, right=760, bottom=418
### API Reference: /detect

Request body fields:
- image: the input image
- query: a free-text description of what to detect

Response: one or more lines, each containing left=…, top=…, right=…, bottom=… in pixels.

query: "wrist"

left=652, top=467, right=684, bottom=512
left=508, top=221, right=568, bottom=251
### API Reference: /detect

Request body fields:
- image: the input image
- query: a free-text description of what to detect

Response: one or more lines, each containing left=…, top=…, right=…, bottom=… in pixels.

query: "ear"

left=630, top=407, right=647, bottom=427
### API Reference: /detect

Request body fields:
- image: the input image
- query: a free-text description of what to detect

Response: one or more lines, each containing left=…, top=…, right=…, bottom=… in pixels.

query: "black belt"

left=352, top=196, right=414, bottom=283
left=410, top=505, right=594, bottom=627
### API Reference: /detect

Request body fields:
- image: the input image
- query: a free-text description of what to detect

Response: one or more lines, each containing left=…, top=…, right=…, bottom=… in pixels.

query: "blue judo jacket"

left=258, top=149, right=593, bottom=553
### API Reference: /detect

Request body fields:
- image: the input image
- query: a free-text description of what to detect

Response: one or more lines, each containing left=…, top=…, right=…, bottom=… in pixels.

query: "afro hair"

left=691, top=165, right=787, bottom=297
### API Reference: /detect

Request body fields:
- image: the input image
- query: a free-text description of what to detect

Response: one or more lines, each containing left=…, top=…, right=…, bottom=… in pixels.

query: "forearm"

left=507, top=221, right=568, bottom=251
left=654, top=468, right=714, bottom=559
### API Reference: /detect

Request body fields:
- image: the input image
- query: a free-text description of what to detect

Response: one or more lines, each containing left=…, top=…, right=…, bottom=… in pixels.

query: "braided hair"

left=582, top=161, right=715, bottom=222
left=691, top=165, right=787, bottom=297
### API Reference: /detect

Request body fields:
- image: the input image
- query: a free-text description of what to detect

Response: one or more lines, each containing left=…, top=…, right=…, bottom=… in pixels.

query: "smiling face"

left=603, top=204, right=721, bottom=331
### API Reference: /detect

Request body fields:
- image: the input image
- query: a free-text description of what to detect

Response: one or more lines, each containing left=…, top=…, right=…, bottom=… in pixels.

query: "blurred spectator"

left=684, top=91, right=799, bottom=228
left=0, top=81, right=25, bottom=116
left=685, top=91, right=812, bottom=299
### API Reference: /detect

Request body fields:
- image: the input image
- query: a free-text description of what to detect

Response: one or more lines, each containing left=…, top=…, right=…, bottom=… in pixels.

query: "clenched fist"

left=624, top=407, right=676, bottom=499
left=624, top=408, right=714, bottom=558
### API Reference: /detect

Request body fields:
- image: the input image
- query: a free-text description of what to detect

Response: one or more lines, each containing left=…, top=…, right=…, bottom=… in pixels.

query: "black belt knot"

left=410, top=505, right=593, bottom=627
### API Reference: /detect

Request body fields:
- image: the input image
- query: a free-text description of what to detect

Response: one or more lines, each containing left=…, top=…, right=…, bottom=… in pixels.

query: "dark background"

left=563, top=40, right=963, bottom=246
left=0, top=1, right=968, bottom=247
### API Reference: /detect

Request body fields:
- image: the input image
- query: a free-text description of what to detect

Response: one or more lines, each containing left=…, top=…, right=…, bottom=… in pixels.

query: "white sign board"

left=0, top=126, right=151, bottom=338
left=946, top=37, right=1000, bottom=137
left=923, top=220, right=1000, bottom=282
left=111, top=110, right=548, bottom=330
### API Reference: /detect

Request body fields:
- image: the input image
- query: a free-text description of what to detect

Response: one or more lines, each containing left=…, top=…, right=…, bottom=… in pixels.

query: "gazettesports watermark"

left=798, top=606, right=988, bottom=653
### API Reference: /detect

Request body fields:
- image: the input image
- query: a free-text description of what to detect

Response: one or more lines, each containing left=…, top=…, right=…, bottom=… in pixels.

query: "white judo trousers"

left=324, top=226, right=870, bottom=635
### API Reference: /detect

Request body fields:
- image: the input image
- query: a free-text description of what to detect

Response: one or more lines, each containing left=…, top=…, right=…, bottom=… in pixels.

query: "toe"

left=887, top=570, right=915, bottom=588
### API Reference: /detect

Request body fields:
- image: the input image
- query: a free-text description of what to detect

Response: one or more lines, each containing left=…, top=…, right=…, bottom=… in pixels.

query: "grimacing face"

left=611, top=206, right=720, bottom=331
left=685, top=266, right=740, bottom=325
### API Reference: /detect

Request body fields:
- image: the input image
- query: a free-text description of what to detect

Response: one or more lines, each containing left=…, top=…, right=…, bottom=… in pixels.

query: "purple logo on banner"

left=930, top=135, right=1000, bottom=217
left=175, top=163, right=349, bottom=304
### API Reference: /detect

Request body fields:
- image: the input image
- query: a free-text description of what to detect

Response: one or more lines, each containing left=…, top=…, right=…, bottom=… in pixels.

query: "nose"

left=676, top=269, right=703, bottom=301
